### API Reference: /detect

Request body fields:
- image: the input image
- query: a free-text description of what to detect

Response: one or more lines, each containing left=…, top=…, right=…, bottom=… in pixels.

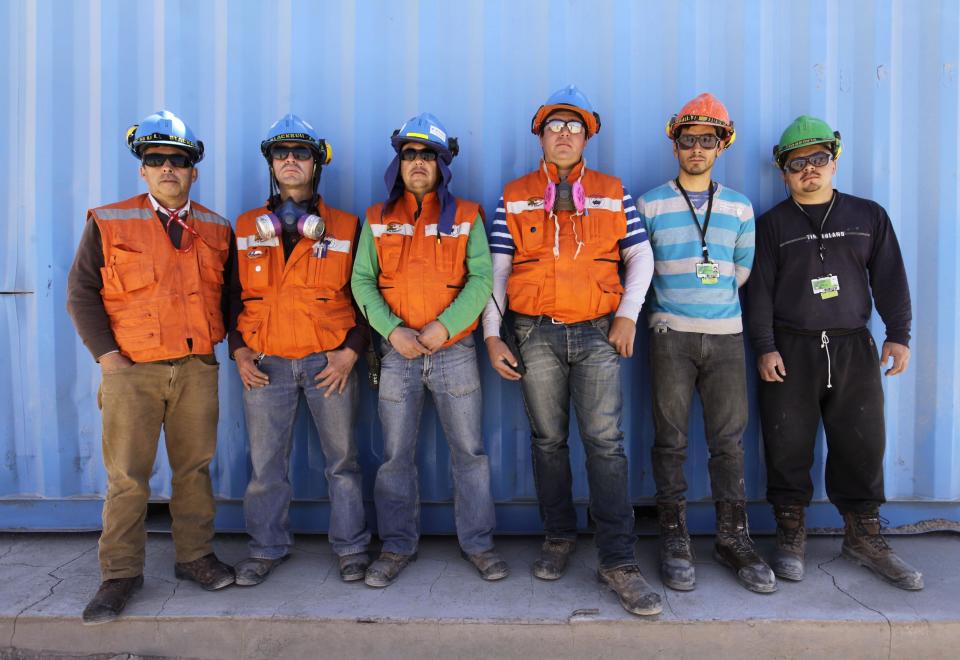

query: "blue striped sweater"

left=638, top=180, right=755, bottom=334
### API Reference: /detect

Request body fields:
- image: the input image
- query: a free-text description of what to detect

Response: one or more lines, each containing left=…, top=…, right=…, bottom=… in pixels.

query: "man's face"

left=539, top=110, right=587, bottom=171
left=270, top=141, right=316, bottom=190
left=399, top=142, right=440, bottom=197
left=673, top=124, right=723, bottom=176
left=139, top=146, right=197, bottom=206
left=781, top=143, right=837, bottom=196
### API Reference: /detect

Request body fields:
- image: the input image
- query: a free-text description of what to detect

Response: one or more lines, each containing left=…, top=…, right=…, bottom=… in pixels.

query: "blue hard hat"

left=126, top=110, right=204, bottom=162
left=390, top=112, right=459, bottom=162
left=531, top=85, right=602, bottom=137
left=260, top=113, right=331, bottom=165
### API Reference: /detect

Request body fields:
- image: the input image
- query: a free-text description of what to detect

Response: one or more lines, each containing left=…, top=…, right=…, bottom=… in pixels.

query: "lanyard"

left=792, top=190, right=837, bottom=266
left=675, top=178, right=715, bottom=262
left=160, top=205, right=203, bottom=252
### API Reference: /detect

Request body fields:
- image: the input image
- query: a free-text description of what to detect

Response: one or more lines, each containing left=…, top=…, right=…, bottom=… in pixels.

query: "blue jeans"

left=242, top=351, right=370, bottom=559
left=374, top=335, right=496, bottom=556
left=649, top=328, right=748, bottom=504
left=514, top=314, right=637, bottom=569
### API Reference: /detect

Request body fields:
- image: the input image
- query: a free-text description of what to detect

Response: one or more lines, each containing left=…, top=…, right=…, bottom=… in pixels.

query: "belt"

left=146, top=353, right=217, bottom=366
left=515, top=313, right=609, bottom=327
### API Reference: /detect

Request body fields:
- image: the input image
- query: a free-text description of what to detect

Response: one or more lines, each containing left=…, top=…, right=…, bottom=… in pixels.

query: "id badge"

left=811, top=274, right=840, bottom=299
left=696, top=261, right=720, bottom=285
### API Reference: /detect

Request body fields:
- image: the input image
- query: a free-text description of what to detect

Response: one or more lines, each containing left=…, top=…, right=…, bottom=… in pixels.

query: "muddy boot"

left=658, top=502, right=695, bottom=591
left=841, top=509, right=923, bottom=590
left=771, top=505, right=806, bottom=581
left=713, top=501, right=777, bottom=593
left=597, top=565, right=663, bottom=616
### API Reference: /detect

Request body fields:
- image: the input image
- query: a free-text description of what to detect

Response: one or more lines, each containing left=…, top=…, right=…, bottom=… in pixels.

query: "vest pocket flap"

left=519, top=216, right=545, bottom=250
left=597, top=280, right=624, bottom=295
left=198, top=247, right=226, bottom=284
left=506, top=279, right=542, bottom=312
left=111, top=258, right=155, bottom=292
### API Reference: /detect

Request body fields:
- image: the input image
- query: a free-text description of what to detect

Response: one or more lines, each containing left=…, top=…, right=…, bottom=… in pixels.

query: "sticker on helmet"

left=429, top=125, right=447, bottom=142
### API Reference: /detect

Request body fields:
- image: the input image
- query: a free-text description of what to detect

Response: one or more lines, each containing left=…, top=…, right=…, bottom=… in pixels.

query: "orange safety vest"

left=235, top=199, right=358, bottom=358
left=502, top=160, right=627, bottom=323
left=366, top=191, right=481, bottom=348
left=90, top=193, right=231, bottom=362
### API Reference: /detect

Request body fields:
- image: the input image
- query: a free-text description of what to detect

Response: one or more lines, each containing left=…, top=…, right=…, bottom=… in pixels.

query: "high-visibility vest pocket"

left=506, top=278, right=543, bottom=316
left=246, top=258, right=271, bottom=289
left=378, top=234, right=405, bottom=274
left=103, top=248, right=155, bottom=294
left=518, top=214, right=546, bottom=251
left=111, top=302, right=162, bottom=354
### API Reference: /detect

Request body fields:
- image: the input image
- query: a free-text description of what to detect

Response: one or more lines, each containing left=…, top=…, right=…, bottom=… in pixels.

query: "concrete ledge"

left=1, top=532, right=958, bottom=659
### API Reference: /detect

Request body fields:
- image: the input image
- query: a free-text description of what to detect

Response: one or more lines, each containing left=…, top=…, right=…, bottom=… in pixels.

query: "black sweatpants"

left=758, top=327, right=886, bottom=513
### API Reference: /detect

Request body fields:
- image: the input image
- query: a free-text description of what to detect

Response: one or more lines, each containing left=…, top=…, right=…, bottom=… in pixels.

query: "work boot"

left=657, top=501, right=695, bottom=591
left=531, top=538, right=576, bottom=580
left=841, top=509, right=923, bottom=590
left=364, top=551, right=417, bottom=588
left=234, top=555, right=290, bottom=586
left=597, top=565, right=663, bottom=616
left=461, top=548, right=510, bottom=581
left=174, top=553, right=235, bottom=590
left=81, top=575, right=144, bottom=625
left=771, top=505, right=806, bottom=581
left=713, top=501, right=777, bottom=593
left=338, top=552, right=370, bottom=583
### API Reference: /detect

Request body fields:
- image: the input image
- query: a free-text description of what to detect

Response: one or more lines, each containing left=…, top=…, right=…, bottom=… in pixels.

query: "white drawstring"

left=820, top=331, right=833, bottom=389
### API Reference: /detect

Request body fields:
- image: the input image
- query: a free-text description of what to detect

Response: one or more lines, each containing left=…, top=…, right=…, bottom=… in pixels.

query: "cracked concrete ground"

left=0, top=532, right=957, bottom=659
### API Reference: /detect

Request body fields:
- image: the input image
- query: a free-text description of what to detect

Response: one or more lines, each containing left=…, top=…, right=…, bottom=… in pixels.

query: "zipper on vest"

left=316, top=297, right=331, bottom=302
left=594, top=258, right=618, bottom=264
left=513, top=259, right=540, bottom=266
left=241, top=296, right=264, bottom=303
left=446, top=284, right=464, bottom=290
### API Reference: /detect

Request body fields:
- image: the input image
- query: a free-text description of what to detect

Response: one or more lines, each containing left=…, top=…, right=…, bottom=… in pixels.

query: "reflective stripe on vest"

left=90, top=194, right=230, bottom=362
left=366, top=192, right=480, bottom=348
left=502, top=167, right=627, bottom=323
left=235, top=199, right=358, bottom=358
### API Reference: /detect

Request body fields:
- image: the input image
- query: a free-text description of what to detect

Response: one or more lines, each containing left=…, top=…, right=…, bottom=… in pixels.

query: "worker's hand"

left=608, top=316, right=636, bottom=358
left=417, top=321, right=450, bottom=353
left=234, top=347, right=270, bottom=390
left=314, top=347, right=358, bottom=396
left=389, top=326, right=431, bottom=360
left=758, top=351, right=787, bottom=383
left=880, top=342, right=910, bottom=376
left=99, top=352, right=134, bottom=374
left=485, top=337, right=522, bottom=381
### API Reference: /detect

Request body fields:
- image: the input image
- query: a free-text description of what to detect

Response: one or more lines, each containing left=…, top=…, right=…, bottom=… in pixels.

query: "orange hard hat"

left=665, top=93, right=736, bottom=148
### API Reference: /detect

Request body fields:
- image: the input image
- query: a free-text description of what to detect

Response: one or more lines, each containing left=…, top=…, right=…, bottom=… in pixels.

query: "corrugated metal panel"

left=1, top=0, right=957, bottom=532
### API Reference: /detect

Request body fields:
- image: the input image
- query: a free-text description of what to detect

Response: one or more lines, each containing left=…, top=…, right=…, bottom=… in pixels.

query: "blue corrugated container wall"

left=1, top=0, right=957, bottom=532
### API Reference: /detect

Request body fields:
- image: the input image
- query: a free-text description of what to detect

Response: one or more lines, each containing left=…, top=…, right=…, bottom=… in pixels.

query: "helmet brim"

left=532, top=103, right=600, bottom=137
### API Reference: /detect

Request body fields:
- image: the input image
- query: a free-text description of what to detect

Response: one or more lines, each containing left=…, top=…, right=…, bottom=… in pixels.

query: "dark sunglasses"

left=271, top=146, right=314, bottom=161
left=544, top=119, right=585, bottom=135
left=785, top=151, right=833, bottom=172
left=675, top=134, right=721, bottom=150
left=400, top=148, right=438, bottom=162
left=142, top=153, right=194, bottom=168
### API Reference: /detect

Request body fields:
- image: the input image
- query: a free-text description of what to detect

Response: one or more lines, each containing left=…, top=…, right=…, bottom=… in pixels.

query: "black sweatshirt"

left=747, top=191, right=911, bottom=355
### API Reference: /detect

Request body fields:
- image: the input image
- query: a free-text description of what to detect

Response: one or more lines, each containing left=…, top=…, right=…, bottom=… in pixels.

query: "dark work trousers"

left=759, top=327, right=886, bottom=513
left=649, top=328, right=748, bottom=504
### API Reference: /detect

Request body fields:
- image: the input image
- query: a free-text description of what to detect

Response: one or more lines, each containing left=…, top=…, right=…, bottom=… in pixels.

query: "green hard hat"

left=773, top=115, right=842, bottom=168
